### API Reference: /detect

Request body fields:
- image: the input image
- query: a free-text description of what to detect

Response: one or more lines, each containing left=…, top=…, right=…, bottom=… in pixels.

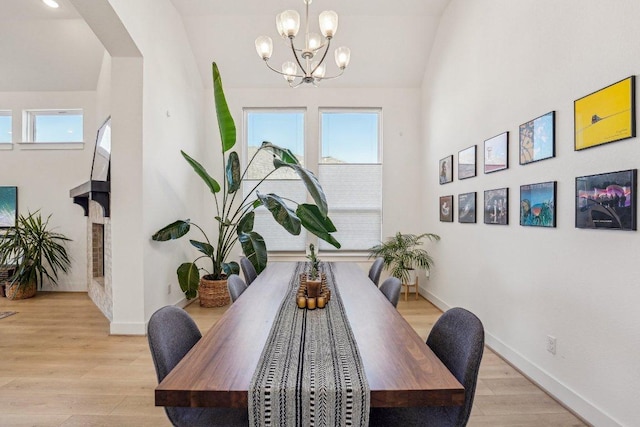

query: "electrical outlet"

left=546, top=335, right=556, bottom=355
left=167, top=284, right=172, bottom=295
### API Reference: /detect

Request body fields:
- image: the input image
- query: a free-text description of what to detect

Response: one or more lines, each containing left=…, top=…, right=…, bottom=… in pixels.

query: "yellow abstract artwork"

left=574, top=76, right=635, bottom=150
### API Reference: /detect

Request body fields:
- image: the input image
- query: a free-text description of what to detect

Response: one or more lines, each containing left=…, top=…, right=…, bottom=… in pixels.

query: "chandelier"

left=254, top=0, right=351, bottom=88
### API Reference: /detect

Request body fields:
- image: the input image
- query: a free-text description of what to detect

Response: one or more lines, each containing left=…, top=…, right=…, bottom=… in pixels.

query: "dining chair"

left=369, top=307, right=485, bottom=427
left=368, top=257, right=384, bottom=286
left=240, top=257, right=258, bottom=285
left=379, top=276, right=401, bottom=308
left=227, top=274, right=247, bottom=303
left=147, top=306, right=248, bottom=427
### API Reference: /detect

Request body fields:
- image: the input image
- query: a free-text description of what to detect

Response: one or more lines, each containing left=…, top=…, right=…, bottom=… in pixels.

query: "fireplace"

left=92, top=223, right=105, bottom=285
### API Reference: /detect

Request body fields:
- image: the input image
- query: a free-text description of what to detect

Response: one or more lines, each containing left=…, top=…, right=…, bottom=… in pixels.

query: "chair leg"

left=414, top=276, right=419, bottom=300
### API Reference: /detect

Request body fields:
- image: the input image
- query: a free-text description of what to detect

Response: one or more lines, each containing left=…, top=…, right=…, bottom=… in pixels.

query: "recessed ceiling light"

left=42, top=0, right=60, bottom=8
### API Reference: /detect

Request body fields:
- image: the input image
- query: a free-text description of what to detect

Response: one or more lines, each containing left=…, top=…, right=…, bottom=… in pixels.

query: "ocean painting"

left=0, top=187, right=17, bottom=228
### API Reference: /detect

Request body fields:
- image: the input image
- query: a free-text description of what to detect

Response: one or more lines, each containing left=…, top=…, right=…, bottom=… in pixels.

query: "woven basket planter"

left=4, top=281, right=37, bottom=300
left=199, top=276, right=230, bottom=307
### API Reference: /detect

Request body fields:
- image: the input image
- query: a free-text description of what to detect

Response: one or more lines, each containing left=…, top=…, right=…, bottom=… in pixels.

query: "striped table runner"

left=249, top=262, right=370, bottom=427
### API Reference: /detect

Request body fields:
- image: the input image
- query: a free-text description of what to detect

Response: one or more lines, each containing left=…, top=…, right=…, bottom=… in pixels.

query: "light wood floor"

left=0, top=292, right=587, bottom=426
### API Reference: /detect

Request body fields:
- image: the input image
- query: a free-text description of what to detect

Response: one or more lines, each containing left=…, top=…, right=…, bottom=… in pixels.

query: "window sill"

left=17, top=142, right=84, bottom=150
left=0, top=143, right=13, bottom=151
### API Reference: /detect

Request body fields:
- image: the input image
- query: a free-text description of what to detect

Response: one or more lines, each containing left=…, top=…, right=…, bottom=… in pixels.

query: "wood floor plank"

left=0, top=291, right=587, bottom=426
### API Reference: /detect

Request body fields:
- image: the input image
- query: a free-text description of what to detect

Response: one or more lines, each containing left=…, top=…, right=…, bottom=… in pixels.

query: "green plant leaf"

left=222, top=261, right=240, bottom=276
left=238, top=231, right=267, bottom=274
left=177, top=262, right=200, bottom=300
left=273, top=159, right=328, bottom=216
left=297, top=204, right=341, bottom=249
left=237, top=211, right=255, bottom=234
left=261, top=141, right=299, bottom=165
left=226, top=151, right=241, bottom=193
left=257, top=192, right=301, bottom=235
left=181, top=151, right=221, bottom=194
left=189, top=240, right=214, bottom=257
left=151, top=219, right=191, bottom=241
left=212, top=62, right=236, bottom=152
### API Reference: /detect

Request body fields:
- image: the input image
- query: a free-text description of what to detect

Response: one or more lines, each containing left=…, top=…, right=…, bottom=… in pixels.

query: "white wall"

left=422, top=1, right=640, bottom=425
left=0, top=91, right=97, bottom=292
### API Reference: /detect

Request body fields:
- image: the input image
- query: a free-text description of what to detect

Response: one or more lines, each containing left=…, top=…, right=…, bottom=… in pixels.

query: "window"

left=243, top=109, right=307, bottom=251
left=24, top=109, right=83, bottom=143
left=0, top=111, right=11, bottom=143
left=319, top=109, right=382, bottom=251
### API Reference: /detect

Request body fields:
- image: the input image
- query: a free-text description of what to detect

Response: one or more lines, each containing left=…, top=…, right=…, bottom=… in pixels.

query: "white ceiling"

left=0, top=0, right=450, bottom=91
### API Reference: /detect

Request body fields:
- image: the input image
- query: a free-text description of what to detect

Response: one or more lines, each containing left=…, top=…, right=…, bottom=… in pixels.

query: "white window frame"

left=0, top=111, right=12, bottom=146
left=22, top=109, right=84, bottom=146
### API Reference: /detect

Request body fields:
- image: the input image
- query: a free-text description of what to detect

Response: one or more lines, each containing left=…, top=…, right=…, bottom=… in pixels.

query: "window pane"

left=321, top=112, right=379, bottom=163
left=0, top=112, right=11, bottom=143
left=33, top=111, right=83, bottom=143
left=246, top=111, right=304, bottom=179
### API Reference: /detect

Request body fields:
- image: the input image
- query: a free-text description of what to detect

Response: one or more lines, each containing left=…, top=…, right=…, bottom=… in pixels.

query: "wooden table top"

left=155, top=262, right=464, bottom=408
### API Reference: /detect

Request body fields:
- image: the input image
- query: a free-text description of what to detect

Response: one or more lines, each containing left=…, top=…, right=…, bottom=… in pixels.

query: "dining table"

left=155, top=261, right=464, bottom=415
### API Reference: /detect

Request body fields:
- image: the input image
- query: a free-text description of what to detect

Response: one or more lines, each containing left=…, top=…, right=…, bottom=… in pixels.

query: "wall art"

left=484, top=132, right=508, bottom=173
left=439, top=155, right=453, bottom=184
left=574, top=76, right=635, bottom=151
left=440, top=195, right=454, bottom=222
left=520, top=111, right=555, bottom=165
left=458, top=192, right=476, bottom=223
left=484, top=188, right=508, bottom=225
left=0, top=186, right=17, bottom=228
left=520, top=181, right=556, bottom=227
left=458, top=145, right=476, bottom=179
left=575, top=169, right=636, bottom=230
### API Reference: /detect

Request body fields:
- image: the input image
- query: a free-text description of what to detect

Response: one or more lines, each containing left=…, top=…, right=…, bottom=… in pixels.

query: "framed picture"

left=439, top=195, right=454, bottom=222
left=458, top=192, right=476, bottom=223
left=520, top=111, right=555, bottom=165
left=0, top=186, right=18, bottom=228
left=91, top=116, right=112, bottom=181
left=484, top=132, right=509, bottom=173
left=484, top=188, right=508, bottom=225
left=458, top=146, right=477, bottom=179
left=574, top=76, right=635, bottom=151
left=575, top=169, right=637, bottom=230
left=439, top=155, right=453, bottom=184
left=520, top=181, right=556, bottom=227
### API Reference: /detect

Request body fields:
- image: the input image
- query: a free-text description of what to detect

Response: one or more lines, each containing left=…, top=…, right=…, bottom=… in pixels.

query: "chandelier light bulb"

left=255, top=36, right=273, bottom=60
left=280, top=10, right=301, bottom=37
left=334, top=46, right=351, bottom=69
left=282, top=61, right=298, bottom=82
left=311, top=62, right=326, bottom=79
left=42, top=0, right=59, bottom=8
left=319, top=10, right=338, bottom=38
left=307, top=33, right=322, bottom=51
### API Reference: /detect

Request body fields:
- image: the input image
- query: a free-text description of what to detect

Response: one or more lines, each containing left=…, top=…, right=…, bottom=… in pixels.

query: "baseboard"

left=109, top=321, right=146, bottom=335
left=423, top=290, right=620, bottom=427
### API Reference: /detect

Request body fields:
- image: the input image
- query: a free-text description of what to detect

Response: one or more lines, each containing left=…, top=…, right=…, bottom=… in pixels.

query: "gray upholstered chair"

left=379, top=276, right=401, bottom=308
left=368, top=257, right=384, bottom=286
left=147, top=306, right=248, bottom=426
left=369, top=307, right=485, bottom=427
left=227, top=274, right=247, bottom=303
left=240, top=257, right=258, bottom=285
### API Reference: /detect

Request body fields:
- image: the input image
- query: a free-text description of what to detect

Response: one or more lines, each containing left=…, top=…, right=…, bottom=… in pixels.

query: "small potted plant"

left=304, top=243, right=322, bottom=297
left=368, top=232, right=440, bottom=286
left=0, top=211, right=72, bottom=300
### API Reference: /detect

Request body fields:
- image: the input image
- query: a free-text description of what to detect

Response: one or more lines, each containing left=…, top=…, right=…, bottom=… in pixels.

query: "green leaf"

left=237, top=211, right=255, bottom=234
left=181, top=151, right=220, bottom=194
left=226, top=151, right=241, bottom=193
left=212, top=62, right=236, bottom=152
left=297, top=204, right=341, bottom=249
left=177, top=262, right=199, bottom=300
left=152, top=220, right=191, bottom=241
left=222, top=261, right=240, bottom=276
left=257, top=192, right=301, bottom=235
left=261, top=141, right=299, bottom=165
left=189, top=240, right=214, bottom=257
left=239, top=232, right=268, bottom=274
left=273, top=159, right=328, bottom=216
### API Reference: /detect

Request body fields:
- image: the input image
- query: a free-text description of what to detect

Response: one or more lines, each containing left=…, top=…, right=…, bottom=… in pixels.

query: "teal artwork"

left=0, top=187, right=17, bottom=227
left=520, top=182, right=556, bottom=227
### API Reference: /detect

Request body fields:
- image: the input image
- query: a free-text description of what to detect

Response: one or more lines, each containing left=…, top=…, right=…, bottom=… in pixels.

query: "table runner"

left=249, top=262, right=370, bottom=427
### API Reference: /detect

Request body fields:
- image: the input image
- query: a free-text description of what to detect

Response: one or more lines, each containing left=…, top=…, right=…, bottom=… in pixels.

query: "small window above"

left=24, top=109, right=83, bottom=143
left=0, top=111, right=11, bottom=144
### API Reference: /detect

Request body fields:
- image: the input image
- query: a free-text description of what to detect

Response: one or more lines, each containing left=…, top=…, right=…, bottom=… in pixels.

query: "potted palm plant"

left=368, top=232, right=440, bottom=286
left=152, top=63, right=341, bottom=305
left=0, top=211, right=72, bottom=300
